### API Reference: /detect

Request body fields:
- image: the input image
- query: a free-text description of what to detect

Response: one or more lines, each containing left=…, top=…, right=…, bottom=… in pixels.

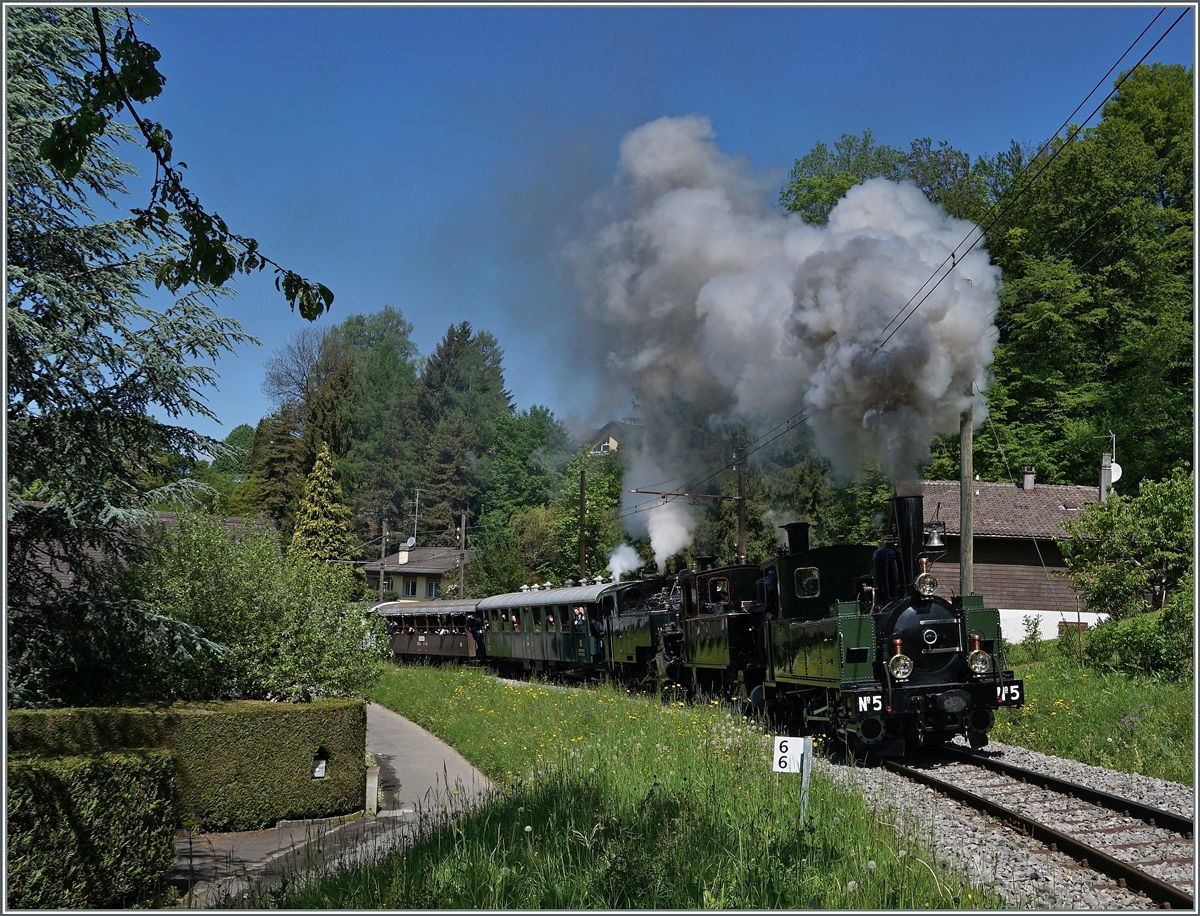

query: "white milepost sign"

left=772, top=735, right=814, bottom=821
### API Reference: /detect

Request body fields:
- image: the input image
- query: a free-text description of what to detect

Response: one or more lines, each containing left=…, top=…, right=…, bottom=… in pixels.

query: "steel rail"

left=939, top=744, right=1194, bottom=837
left=884, top=760, right=1194, bottom=910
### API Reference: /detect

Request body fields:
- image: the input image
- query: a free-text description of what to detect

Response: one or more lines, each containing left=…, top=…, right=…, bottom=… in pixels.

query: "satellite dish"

left=1110, top=462, right=1123, bottom=484
left=405, top=537, right=416, bottom=549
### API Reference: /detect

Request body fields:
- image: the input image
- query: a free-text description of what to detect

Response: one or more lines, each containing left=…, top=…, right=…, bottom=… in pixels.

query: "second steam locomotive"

left=376, top=493, right=1023, bottom=755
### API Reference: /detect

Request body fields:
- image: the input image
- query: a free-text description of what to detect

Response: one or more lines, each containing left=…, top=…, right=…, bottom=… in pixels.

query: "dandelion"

left=833, top=818, right=840, bottom=826
left=500, top=866, right=511, bottom=877
left=525, top=825, right=533, bottom=834
left=846, top=880, right=858, bottom=892
left=866, top=860, right=876, bottom=870
left=898, top=849, right=907, bottom=857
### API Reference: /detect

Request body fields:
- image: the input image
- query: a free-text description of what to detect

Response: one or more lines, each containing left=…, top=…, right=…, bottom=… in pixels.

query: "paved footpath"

left=167, top=703, right=491, bottom=908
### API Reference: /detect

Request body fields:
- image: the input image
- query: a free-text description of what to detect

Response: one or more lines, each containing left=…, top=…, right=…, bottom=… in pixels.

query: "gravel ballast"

left=818, top=737, right=1195, bottom=909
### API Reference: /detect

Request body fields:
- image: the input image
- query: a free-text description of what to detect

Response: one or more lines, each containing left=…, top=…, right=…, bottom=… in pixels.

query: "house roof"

left=581, top=419, right=640, bottom=450
left=364, top=546, right=469, bottom=576
left=920, top=480, right=1100, bottom=540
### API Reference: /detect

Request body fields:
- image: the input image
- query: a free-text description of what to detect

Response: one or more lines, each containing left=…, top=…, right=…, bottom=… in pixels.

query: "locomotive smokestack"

left=781, top=521, right=810, bottom=555
left=893, top=495, right=924, bottom=589
left=696, top=555, right=717, bottom=572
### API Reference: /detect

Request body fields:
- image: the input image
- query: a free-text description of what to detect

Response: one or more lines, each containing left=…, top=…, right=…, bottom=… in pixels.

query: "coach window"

left=558, top=605, right=569, bottom=632
left=533, top=606, right=543, bottom=632
left=794, top=567, right=821, bottom=598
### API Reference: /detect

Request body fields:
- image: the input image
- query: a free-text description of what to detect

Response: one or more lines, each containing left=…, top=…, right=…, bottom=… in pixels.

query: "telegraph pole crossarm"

left=629, top=489, right=740, bottom=500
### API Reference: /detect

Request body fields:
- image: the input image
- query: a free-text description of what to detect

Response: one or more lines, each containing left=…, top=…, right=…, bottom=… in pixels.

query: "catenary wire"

left=875, top=7, right=1188, bottom=349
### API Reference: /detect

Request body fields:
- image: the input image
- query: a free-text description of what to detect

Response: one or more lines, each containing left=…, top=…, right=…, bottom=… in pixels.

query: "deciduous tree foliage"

left=976, top=64, right=1193, bottom=491
left=36, top=6, right=333, bottom=319
left=1058, top=464, right=1192, bottom=621
left=131, top=513, right=386, bottom=702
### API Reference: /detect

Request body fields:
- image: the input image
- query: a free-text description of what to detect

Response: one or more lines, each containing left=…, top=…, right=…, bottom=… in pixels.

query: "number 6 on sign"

left=772, top=735, right=813, bottom=822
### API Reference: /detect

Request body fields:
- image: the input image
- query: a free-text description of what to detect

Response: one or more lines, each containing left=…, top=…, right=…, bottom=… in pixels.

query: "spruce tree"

left=251, top=405, right=305, bottom=538
left=290, top=444, right=357, bottom=562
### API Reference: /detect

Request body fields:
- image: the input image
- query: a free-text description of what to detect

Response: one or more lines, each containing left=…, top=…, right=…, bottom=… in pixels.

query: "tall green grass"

left=995, top=642, right=1193, bottom=786
left=250, top=663, right=1004, bottom=909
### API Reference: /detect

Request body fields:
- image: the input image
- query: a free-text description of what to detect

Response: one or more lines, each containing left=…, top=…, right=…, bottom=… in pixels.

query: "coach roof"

left=478, top=582, right=618, bottom=610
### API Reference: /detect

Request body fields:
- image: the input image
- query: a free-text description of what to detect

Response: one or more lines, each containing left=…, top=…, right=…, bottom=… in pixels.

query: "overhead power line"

left=875, top=7, right=1189, bottom=350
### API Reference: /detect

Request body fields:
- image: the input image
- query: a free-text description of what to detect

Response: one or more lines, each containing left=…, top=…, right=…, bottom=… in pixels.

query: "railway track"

left=883, top=749, right=1194, bottom=910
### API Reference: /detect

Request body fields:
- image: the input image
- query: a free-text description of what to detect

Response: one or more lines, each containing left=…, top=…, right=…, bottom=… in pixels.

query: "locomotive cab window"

left=708, top=577, right=731, bottom=606
left=794, top=567, right=821, bottom=598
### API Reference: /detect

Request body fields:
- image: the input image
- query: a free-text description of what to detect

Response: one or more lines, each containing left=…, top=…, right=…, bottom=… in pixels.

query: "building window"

left=403, top=579, right=417, bottom=597
left=426, top=581, right=438, bottom=599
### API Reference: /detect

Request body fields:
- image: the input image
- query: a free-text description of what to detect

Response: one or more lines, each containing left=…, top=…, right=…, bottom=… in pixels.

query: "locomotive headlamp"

left=914, top=558, right=938, bottom=597
left=968, top=650, right=992, bottom=675
left=888, top=653, right=914, bottom=680
left=967, top=633, right=991, bottom=674
left=888, top=638, right=913, bottom=680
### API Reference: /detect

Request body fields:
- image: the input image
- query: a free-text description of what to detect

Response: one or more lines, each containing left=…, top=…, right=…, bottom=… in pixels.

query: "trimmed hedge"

left=7, top=751, right=177, bottom=908
left=8, top=698, right=366, bottom=831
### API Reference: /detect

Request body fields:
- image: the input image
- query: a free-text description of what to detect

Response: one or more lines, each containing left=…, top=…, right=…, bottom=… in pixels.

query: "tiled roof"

left=920, top=480, right=1100, bottom=540
left=364, top=546, right=470, bottom=576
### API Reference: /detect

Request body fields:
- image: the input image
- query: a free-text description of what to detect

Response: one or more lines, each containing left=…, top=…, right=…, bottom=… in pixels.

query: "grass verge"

left=247, top=662, right=1005, bottom=909
left=995, top=642, right=1193, bottom=786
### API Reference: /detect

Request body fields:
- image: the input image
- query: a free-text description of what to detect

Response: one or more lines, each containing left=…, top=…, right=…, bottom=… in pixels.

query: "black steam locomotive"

left=376, top=493, right=1023, bottom=755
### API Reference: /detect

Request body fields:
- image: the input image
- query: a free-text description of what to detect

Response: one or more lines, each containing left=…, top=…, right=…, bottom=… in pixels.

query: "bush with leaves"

left=6, top=598, right=226, bottom=709
left=1058, top=464, right=1192, bottom=621
left=128, top=513, right=385, bottom=701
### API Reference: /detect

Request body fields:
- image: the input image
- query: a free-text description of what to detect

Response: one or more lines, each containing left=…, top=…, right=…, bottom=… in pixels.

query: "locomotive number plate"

left=996, top=683, right=1023, bottom=705
left=856, top=694, right=883, bottom=713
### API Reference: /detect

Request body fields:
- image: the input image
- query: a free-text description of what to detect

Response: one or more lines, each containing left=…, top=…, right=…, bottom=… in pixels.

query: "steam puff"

left=607, top=543, right=643, bottom=580
left=645, top=501, right=697, bottom=573
left=571, top=116, right=1000, bottom=494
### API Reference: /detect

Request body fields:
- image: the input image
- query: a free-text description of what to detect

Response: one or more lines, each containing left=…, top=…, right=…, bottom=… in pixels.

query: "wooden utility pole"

left=458, top=512, right=467, bottom=597
left=736, top=447, right=747, bottom=564
left=959, top=398, right=974, bottom=598
left=579, top=467, right=587, bottom=580
left=378, top=520, right=388, bottom=602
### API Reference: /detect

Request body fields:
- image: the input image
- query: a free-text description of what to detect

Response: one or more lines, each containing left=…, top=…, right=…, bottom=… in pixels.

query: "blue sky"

left=128, top=5, right=1194, bottom=442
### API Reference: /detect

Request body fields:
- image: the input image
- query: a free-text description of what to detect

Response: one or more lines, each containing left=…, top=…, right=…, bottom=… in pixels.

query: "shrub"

left=1084, top=608, right=1192, bottom=680
left=6, top=599, right=226, bottom=709
left=6, top=751, right=177, bottom=908
left=127, top=512, right=386, bottom=701
left=8, top=699, right=367, bottom=831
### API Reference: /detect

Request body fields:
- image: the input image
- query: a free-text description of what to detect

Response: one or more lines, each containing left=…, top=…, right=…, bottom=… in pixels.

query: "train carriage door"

left=571, top=604, right=589, bottom=660
left=587, top=604, right=607, bottom=665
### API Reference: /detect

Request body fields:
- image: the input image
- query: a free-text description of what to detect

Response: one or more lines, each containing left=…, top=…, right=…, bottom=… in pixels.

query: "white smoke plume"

left=568, top=115, right=1000, bottom=551
left=616, top=451, right=701, bottom=572
left=606, top=543, right=643, bottom=580
left=643, top=500, right=698, bottom=572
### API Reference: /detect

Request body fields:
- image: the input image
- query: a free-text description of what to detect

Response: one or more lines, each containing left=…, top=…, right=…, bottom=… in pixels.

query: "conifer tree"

left=250, top=404, right=305, bottom=538
left=290, top=444, right=357, bottom=562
